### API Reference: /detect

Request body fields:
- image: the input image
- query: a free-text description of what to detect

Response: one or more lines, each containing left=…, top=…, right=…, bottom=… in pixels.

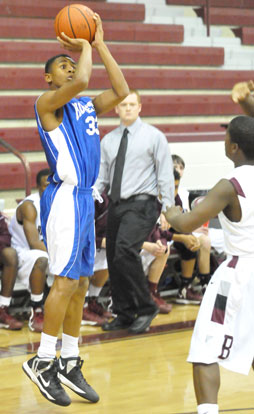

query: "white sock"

left=88, top=284, right=102, bottom=297
left=60, top=333, right=79, bottom=359
left=30, top=293, right=44, bottom=303
left=37, top=332, right=58, bottom=359
left=0, top=295, right=11, bottom=307
left=197, top=403, right=219, bottom=414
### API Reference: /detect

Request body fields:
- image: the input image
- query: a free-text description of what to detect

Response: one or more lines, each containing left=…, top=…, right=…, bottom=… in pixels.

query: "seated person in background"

left=0, top=212, right=22, bottom=330
left=141, top=229, right=172, bottom=314
left=140, top=169, right=205, bottom=308
left=9, top=168, right=50, bottom=333
left=82, top=191, right=112, bottom=326
left=173, top=154, right=212, bottom=289
left=167, top=170, right=204, bottom=304
left=172, top=154, right=189, bottom=210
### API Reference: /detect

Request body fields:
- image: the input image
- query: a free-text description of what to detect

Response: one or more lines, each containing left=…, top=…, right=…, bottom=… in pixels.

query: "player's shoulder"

left=18, top=193, right=39, bottom=213
left=223, top=165, right=253, bottom=181
left=37, top=90, right=53, bottom=106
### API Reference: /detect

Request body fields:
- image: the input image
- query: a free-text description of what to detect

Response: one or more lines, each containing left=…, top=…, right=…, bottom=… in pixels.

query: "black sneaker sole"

left=22, top=361, right=71, bottom=406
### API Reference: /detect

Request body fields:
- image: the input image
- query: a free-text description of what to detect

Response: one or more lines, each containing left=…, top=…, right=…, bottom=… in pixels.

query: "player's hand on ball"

left=92, top=13, right=104, bottom=48
left=163, top=205, right=182, bottom=223
left=57, top=32, right=91, bottom=52
left=231, top=81, right=253, bottom=103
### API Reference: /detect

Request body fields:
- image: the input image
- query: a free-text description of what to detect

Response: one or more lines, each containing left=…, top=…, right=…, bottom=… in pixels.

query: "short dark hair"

left=36, top=168, right=51, bottom=186
left=45, top=54, right=74, bottom=73
left=173, top=168, right=180, bottom=181
left=228, top=115, right=254, bottom=159
left=172, top=154, right=185, bottom=168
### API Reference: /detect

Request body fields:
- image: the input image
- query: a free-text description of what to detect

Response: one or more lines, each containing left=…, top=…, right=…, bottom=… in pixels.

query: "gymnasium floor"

left=0, top=304, right=254, bottom=414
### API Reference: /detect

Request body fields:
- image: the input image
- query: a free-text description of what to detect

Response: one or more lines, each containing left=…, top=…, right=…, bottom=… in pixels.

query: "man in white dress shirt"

left=95, top=89, right=174, bottom=334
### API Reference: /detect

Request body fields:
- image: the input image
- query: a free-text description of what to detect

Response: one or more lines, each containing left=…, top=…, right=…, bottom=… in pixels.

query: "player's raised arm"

left=91, top=14, right=129, bottom=115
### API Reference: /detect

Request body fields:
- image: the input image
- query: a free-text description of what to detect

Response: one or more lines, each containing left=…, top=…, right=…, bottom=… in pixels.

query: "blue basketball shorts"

left=40, top=181, right=95, bottom=279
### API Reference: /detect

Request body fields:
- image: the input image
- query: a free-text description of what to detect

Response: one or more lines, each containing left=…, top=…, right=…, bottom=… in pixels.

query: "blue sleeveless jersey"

left=34, top=96, right=100, bottom=188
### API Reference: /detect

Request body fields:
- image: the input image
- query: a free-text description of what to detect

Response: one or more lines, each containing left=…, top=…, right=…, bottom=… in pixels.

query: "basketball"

left=191, top=196, right=209, bottom=227
left=54, top=4, right=96, bottom=44
left=190, top=196, right=205, bottom=210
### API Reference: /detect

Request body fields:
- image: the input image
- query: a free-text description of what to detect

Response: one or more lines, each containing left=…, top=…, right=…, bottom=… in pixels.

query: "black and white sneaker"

left=22, top=355, right=71, bottom=406
left=58, top=356, right=99, bottom=403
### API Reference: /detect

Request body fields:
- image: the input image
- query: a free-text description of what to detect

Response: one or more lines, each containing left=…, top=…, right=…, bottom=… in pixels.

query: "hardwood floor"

left=0, top=304, right=253, bottom=414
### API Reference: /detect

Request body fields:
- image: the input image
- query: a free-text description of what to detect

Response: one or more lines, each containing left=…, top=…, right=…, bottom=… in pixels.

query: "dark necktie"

left=110, top=128, right=129, bottom=203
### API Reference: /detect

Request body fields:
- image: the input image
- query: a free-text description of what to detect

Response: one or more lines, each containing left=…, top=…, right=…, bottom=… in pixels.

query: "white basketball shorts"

left=16, top=247, right=49, bottom=290
left=187, top=255, right=254, bottom=375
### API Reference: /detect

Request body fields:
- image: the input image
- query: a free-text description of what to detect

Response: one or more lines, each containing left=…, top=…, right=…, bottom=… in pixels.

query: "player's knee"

left=0, top=247, right=18, bottom=267
left=200, top=235, right=211, bottom=252
left=33, top=256, right=48, bottom=273
left=79, top=276, right=89, bottom=290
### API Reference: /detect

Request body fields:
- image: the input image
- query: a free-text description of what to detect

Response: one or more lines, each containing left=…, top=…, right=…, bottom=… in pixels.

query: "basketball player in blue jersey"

left=22, top=13, right=129, bottom=407
left=163, top=115, right=254, bottom=414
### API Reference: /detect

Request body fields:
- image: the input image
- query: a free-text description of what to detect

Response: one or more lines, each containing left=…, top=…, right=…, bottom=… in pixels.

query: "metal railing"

left=0, top=138, right=31, bottom=196
left=206, top=0, right=210, bottom=37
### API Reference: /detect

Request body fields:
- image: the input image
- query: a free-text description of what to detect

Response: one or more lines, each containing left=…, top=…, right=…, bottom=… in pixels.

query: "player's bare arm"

left=18, top=202, right=47, bottom=251
left=232, top=81, right=254, bottom=116
left=91, top=14, right=129, bottom=115
left=37, top=36, right=92, bottom=131
left=163, top=179, right=240, bottom=233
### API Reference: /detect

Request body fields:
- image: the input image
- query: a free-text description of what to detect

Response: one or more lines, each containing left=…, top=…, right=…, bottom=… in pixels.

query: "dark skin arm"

left=90, top=14, right=129, bottom=115
left=163, top=179, right=241, bottom=234
left=37, top=14, right=129, bottom=132
left=17, top=201, right=47, bottom=251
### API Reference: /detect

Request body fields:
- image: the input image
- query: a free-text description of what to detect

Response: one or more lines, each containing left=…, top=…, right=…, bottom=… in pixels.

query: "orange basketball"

left=54, top=4, right=96, bottom=44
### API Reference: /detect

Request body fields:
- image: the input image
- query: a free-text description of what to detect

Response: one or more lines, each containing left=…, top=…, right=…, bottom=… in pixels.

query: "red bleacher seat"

left=195, top=7, right=254, bottom=26
left=166, top=0, right=254, bottom=7
left=0, top=162, right=47, bottom=190
left=232, top=27, right=254, bottom=45
left=0, top=41, right=224, bottom=66
left=0, top=128, right=41, bottom=153
left=0, top=123, right=226, bottom=154
left=0, top=121, right=227, bottom=190
left=0, top=18, right=184, bottom=44
left=0, top=95, right=240, bottom=120
left=1, top=0, right=145, bottom=21
left=0, top=68, right=252, bottom=91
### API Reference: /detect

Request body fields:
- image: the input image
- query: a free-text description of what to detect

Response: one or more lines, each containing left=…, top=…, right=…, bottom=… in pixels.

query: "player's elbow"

left=74, top=75, right=90, bottom=91
left=115, top=84, right=129, bottom=100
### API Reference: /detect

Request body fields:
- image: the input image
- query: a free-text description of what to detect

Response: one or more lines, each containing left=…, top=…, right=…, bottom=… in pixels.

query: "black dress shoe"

left=128, top=309, right=159, bottom=334
left=102, top=317, right=132, bottom=331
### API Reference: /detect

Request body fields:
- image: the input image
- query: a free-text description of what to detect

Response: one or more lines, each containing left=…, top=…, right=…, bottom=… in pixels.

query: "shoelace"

left=71, top=358, right=88, bottom=384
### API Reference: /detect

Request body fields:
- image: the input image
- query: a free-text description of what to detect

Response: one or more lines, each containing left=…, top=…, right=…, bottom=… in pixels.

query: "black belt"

left=110, top=194, right=156, bottom=204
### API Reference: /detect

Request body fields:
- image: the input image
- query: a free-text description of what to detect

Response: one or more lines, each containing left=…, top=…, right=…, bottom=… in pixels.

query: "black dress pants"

left=106, top=196, right=159, bottom=322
